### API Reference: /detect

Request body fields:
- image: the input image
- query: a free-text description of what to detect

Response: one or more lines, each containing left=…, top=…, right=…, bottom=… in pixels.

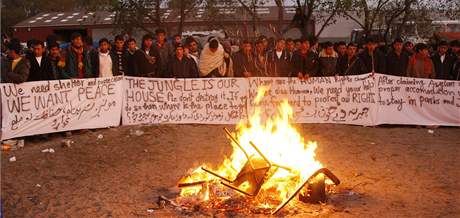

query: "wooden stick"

left=201, top=167, right=233, bottom=183
left=177, top=181, right=206, bottom=188
left=221, top=182, right=255, bottom=196
left=248, top=141, right=271, bottom=167
left=223, top=128, right=255, bottom=170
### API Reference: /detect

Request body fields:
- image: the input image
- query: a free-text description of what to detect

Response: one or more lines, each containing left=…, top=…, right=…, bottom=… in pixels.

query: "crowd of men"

left=2, top=28, right=460, bottom=84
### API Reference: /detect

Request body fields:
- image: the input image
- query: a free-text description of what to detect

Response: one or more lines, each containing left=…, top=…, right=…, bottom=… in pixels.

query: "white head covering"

left=199, top=39, right=231, bottom=77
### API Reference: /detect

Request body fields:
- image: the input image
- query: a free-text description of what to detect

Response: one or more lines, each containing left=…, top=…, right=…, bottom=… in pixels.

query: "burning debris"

left=169, top=86, right=340, bottom=215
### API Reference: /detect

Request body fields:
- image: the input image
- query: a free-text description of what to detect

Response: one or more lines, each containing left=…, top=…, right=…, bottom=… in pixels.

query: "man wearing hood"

left=199, top=38, right=233, bottom=77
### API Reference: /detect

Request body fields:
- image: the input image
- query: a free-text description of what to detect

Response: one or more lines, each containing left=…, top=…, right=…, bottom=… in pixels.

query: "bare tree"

left=112, top=0, right=165, bottom=36
left=284, top=0, right=342, bottom=38
left=315, top=0, right=343, bottom=37
left=375, top=0, right=417, bottom=44
left=340, top=0, right=392, bottom=36
left=235, top=0, right=269, bottom=37
left=169, top=0, right=204, bottom=35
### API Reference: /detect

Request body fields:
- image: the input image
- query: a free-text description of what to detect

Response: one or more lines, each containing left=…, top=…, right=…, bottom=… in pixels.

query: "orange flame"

left=178, top=86, right=323, bottom=207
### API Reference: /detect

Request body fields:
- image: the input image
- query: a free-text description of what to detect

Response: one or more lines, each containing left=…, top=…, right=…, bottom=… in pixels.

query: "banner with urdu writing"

left=122, top=77, right=249, bottom=125
left=1, top=76, right=124, bottom=140
left=1, top=74, right=459, bottom=140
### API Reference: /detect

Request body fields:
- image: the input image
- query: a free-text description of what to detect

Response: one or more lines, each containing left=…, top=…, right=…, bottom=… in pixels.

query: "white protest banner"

left=1, top=76, right=124, bottom=140
left=122, top=76, right=249, bottom=125
left=246, top=74, right=379, bottom=126
left=375, top=74, right=460, bottom=126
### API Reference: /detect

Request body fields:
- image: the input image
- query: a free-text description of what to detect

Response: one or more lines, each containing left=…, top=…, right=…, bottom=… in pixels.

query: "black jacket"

left=265, top=50, right=291, bottom=77
left=292, top=50, right=319, bottom=77
left=126, top=50, right=137, bottom=76
left=233, top=51, right=257, bottom=77
left=26, top=54, right=55, bottom=81
left=358, top=48, right=386, bottom=74
left=110, top=49, right=129, bottom=76
left=431, top=53, right=455, bottom=80
left=452, top=60, right=460, bottom=81
left=386, top=50, right=409, bottom=76
left=133, top=47, right=162, bottom=77
left=165, top=56, right=199, bottom=78
left=336, top=55, right=367, bottom=75
left=318, top=51, right=338, bottom=76
left=1, top=57, right=30, bottom=84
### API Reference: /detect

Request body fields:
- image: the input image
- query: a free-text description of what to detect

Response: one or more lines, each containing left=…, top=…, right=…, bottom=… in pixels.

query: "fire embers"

left=174, top=86, right=341, bottom=214
left=175, top=128, right=340, bottom=214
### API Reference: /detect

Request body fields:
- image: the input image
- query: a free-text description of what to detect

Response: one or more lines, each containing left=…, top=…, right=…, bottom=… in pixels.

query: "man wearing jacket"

left=266, top=38, right=291, bottom=77
left=90, top=38, right=113, bottom=78
left=386, top=38, right=409, bottom=76
left=292, top=38, right=319, bottom=79
left=166, top=44, right=199, bottom=78
left=336, top=43, right=366, bottom=75
left=133, top=34, right=162, bottom=77
left=233, top=40, right=257, bottom=77
left=431, top=40, right=455, bottom=80
left=61, top=33, right=92, bottom=79
left=110, top=35, right=129, bottom=76
left=358, top=36, right=386, bottom=74
left=26, top=40, right=55, bottom=81
left=1, top=38, right=30, bottom=84
left=318, top=41, right=338, bottom=76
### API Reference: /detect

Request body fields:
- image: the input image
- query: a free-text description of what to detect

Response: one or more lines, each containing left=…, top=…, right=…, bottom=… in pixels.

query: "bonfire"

left=175, top=86, right=340, bottom=214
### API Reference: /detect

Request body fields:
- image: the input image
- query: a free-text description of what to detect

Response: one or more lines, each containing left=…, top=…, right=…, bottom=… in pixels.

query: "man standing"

left=292, top=38, right=318, bottom=79
left=172, top=34, right=182, bottom=48
left=254, top=39, right=268, bottom=76
left=62, top=33, right=92, bottom=79
left=91, top=38, right=113, bottom=78
left=407, top=43, right=435, bottom=79
left=336, top=41, right=347, bottom=58
left=199, top=38, right=233, bottom=77
left=266, top=38, right=291, bottom=77
left=27, top=40, right=55, bottom=81
left=166, top=44, right=199, bottom=78
left=233, top=40, right=256, bottom=77
left=155, top=28, right=173, bottom=75
left=450, top=40, right=460, bottom=58
left=432, top=40, right=455, bottom=80
left=134, top=34, right=161, bottom=77
left=186, top=37, right=201, bottom=59
left=386, top=38, right=409, bottom=76
left=336, top=43, right=366, bottom=75
left=358, top=36, right=386, bottom=74
left=47, top=42, right=65, bottom=79
left=453, top=51, right=460, bottom=80
left=286, top=38, right=296, bottom=61
left=110, top=35, right=128, bottom=76
left=403, top=41, right=414, bottom=57
left=126, top=38, right=138, bottom=76
left=185, top=41, right=199, bottom=67
left=318, top=41, right=338, bottom=76
left=1, top=38, right=30, bottom=83
left=309, top=36, right=319, bottom=55
left=258, top=35, right=269, bottom=54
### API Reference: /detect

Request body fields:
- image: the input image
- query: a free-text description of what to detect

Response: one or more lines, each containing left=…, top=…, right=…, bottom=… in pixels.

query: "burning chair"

left=272, top=167, right=340, bottom=214
left=178, top=127, right=341, bottom=214
left=201, top=128, right=293, bottom=196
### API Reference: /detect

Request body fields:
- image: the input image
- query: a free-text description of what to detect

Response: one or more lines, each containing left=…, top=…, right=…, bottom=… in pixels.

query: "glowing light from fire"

left=178, top=86, right=323, bottom=207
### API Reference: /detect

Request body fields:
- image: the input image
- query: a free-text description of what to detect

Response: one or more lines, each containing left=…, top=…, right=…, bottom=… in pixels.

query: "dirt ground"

left=1, top=124, right=460, bottom=218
